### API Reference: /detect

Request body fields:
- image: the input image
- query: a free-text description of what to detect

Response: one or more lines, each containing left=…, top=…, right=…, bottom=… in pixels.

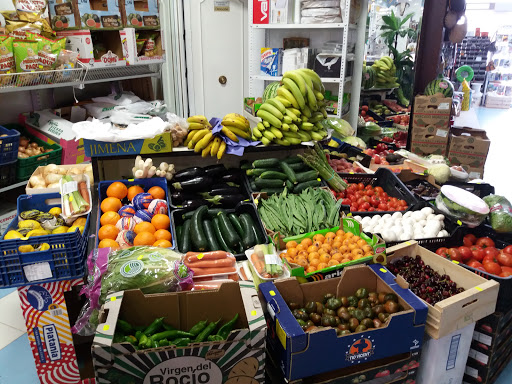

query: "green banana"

left=301, top=122, right=314, bottom=131
left=305, top=83, right=317, bottom=111
left=302, top=116, right=309, bottom=122
left=260, top=102, right=284, bottom=120
left=283, top=115, right=293, bottom=124
left=302, top=104, right=312, bottom=118
left=297, top=130, right=311, bottom=141
left=266, top=98, right=286, bottom=114
left=315, top=122, right=323, bottom=130
left=275, top=95, right=292, bottom=107
left=257, top=122, right=266, bottom=131
left=270, top=127, right=283, bottom=139
left=289, top=123, right=299, bottom=132
left=283, top=131, right=300, bottom=139
left=281, top=123, right=290, bottom=131
left=257, top=109, right=282, bottom=128
left=286, top=137, right=302, bottom=145
left=310, top=131, right=326, bottom=141
left=277, top=87, right=299, bottom=109
left=284, top=109, right=298, bottom=122
left=262, top=120, right=270, bottom=128
left=314, top=91, right=324, bottom=101
left=261, top=136, right=271, bottom=145
left=252, top=125, right=263, bottom=138
left=262, top=130, right=276, bottom=141
left=275, top=138, right=291, bottom=146
left=283, top=71, right=307, bottom=96
left=296, top=70, right=314, bottom=92
left=297, top=68, right=324, bottom=92
left=288, top=107, right=301, bottom=116
left=282, top=78, right=305, bottom=110
left=320, top=108, right=327, bottom=119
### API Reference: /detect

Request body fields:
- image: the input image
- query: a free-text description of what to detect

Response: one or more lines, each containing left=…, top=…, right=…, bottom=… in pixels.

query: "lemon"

left=72, top=217, right=87, bottom=227
left=26, top=229, right=49, bottom=238
left=18, top=220, right=42, bottom=230
left=52, top=226, right=69, bottom=234
left=18, top=245, right=35, bottom=253
left=68, top=226, right=85, bottom=234
left=4, top=230, right=23, bottom=240
left=37, top=243, right=50, bottom=251
left=49, top=207, right=62, bottom=217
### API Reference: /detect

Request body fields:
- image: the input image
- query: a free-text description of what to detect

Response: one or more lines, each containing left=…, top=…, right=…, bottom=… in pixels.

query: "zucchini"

left=261, top=187, right=285, bottom=194
left=280, top=161, right=297, bottom=183
left=203, top=219, right=220, bottom=251
left=182, top=210, right=195, bottom=220
left=191, top=205, right=208, bottom=251
left=212, top=217, right=233, bottom=253
left=239, top=213, right=256, bottom=249
left=293, top=180, right=321, bottom=193
left=296, top=170, right=319, bottom=183
left=246, top=168, right=267, bottom=177
left=250, top=181, right=258, bottom=191
left=254, top=178, right=285, bottom=189
left=285, top=179, right=294, bottom=190
left=251, top=217, right=266, bottom=244
left=180, top=219, right=192, bottom=252
left=217, top=211, right=241, bottom=249
left=176, top=225, right=183, bottom=246
left=240, top=162, right=252, bottom=170
left=283, top=156, right=302, bottom=164
left=207, top=208, right=225, bottom=217
left=289, top=162, right=308, bottom=171
left=252, top=158, right=279, bottom=168
left=260, top=171, right=288, bottom=180
left=228, top=213, right=244, bottom=238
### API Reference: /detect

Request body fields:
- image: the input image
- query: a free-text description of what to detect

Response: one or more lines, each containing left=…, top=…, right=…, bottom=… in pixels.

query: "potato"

left=227, top=357, right=259, bottom=379
left=225, top=377, right=259, bottom=384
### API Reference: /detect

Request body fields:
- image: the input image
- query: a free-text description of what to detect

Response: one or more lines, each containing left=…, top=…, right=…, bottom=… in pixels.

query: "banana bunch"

left=254, top=68, right=328, bottom=146
left=185, top=115, right=224, bottom=159
left=220, top=113, right=251, bottom=143
left=372, top=56, right=400, bottom=88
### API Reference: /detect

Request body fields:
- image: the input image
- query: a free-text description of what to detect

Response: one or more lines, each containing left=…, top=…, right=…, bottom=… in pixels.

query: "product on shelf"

left=334, top=183, right=409, bottom=212
left=361, top=65, right=376, bottom=89
left=299, top=143, right=347, bottom=191
left=372, top=56, right=399, bottom=88
left=484, top=195, right=512, bottom=233
left=183, top=250, right=237, bottom=278
left=249, top=243, right=285, bottom=279
left=28, top=163, right=93, bottom=189
left=326, top=153, right=365, bottom=173
left=132, top=156, right=176, bottom=180
left=60, top=174, right=92, bottom=218
left=424, top=74, right=454, bottom=97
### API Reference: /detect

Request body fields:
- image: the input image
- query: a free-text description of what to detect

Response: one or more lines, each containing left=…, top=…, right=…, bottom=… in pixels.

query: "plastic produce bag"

left=72, top=246, right=193, bottom=336
left=484, top=195, right=512, bottom=233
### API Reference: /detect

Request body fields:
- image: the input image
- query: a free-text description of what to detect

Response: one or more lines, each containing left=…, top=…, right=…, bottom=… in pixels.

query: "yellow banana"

left=188, top=129, right=209, bottom=149
left=260, top=137, right=271, bottom=146
left=223, top=113, right=249, bottom=127
left=194, top=132, right=213, bottom=152
left=221, top=126, right=239, bottom=142
left=202, top=141, right=214, bottom=157
left=262, top=130, right=276, bottom=141
left=184, top=130, right=198, bottom=146
left=277, top=86, right=299, bottom=109
left=270, top=127, right=283, bottom=139
left=262, top=120, right=270, bottom=128
left=217, top=141, right=227, bottom=159
left=252, top=125, right=263, bottom=138
left=259, top=102, right=283, bottom=120
left=275, top=95, right=292, bottom=107
left=188, top=122, right=208, bottom=130
left=283, top=70, right=306, bottom=96
left=211, top=137, right=221, bottom=156
left=187, top=115, right=210, bottom=126
left=222, top=118, right=249, bottom=131
left=257, top=122, right=266, bottom=131
left=227, top=126, right=251, bottom=139
left=256, top=109, right=282, bottom=128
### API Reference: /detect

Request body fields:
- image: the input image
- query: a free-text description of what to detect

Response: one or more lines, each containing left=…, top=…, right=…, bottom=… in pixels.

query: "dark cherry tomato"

left=476, top=237, right=495, bottom=249
left=458, top=246, right=473, bottom=261
left=463, top=234, right=477, bottom=247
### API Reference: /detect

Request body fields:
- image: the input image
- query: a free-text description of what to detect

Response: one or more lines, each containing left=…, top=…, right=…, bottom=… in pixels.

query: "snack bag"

left=54, top=49, right=78, bottom=81
left=1, top=10, right=19, bottom=21
left=13, top=39, right=39, bottom=85
left=27, top=33, right=65, bottom=70
left=6, top=19, right=41, bottom=39
left=136, top=39, right=146, bottom=56
left=13, top=0, right=48, bottom=22
left=144, top=34, right=157, bottom=57
left=0, top=36, right=15, bottom=85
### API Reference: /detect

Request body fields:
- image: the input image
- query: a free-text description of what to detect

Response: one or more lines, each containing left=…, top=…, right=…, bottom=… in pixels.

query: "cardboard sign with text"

left=448, top=127, right=490, bottom=180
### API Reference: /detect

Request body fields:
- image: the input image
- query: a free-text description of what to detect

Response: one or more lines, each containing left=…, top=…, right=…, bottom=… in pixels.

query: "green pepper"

left=113, top=333, right=125, bottom=343
left=124, top=335, right=137, bottom=344
left=117, top=319, right=133, bottom=334
left=159, top=339, right=170, bottom=347
left=216, top=314, right=238, bottom=340
left=151, top=339, right=159, bottom=349
left=172, top=338, right=191, bottom=347
left=207, top=335, right=224, bottom=342
left=188, top=320, right=208, bottom=337
left=138, top=334, right=149, bottom=348
left=195, top=319, right=221, bottom=343
left=151, top=330, right=195, bottom=341
left=162, top=323, right=176, bottom=331
left=143, top=317, right=165, bottom=335
left=133, top=325, right=145, bottom=332
left=135, top=331, right=143, bottom=341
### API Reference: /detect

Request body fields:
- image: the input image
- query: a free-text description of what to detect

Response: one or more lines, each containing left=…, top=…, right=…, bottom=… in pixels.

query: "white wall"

left=466, top=9, right=512, bottom=37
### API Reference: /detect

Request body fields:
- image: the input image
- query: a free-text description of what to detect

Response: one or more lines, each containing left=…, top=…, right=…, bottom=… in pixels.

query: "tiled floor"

left=0, top=106, right=511, bottom=383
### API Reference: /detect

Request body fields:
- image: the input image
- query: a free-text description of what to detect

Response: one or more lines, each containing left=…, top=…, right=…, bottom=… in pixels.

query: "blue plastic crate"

left=0, top=193, right=90, bottom=288
left=97, top=178, right=175, bottom=248
left=0, top=125, right=20, bottom=164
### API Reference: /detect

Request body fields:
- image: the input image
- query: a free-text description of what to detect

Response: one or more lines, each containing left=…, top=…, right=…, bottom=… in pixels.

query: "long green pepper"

left=216, top=314, right=239, bottom=339
left=195, top=319, right=221, bottom=343
left=143, top=317, right=165, bottom=335
left=188, top=320, right=208, bottom=337
left=150, top=330, right=194, bottom=342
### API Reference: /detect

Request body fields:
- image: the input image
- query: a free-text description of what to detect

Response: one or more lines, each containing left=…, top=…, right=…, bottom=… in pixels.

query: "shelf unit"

left=247, top=0, right=362, bottom=125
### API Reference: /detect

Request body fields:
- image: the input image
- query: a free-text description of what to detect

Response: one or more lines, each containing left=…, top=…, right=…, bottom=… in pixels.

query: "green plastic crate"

left=7, top=124, right=62, bottom=181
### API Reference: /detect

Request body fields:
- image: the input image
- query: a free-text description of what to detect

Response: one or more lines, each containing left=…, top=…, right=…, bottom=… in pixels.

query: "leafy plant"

left=380, top=10, right=414, bottom=52
left=390, top=46, right=414, bottom=101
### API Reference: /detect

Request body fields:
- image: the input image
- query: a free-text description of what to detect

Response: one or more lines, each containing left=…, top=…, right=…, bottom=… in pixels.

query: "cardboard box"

left=121, top=0, right=160, bottom=28
left=17, top=279, right=93, bottom=384
left=411, top=94, right=452, bottom=157
left=49, top=0, right=123, bottom=30
left=386, top=241, right=499, bottom=339
left=25, top=164, right=93, bottom=195
left=57, top=30, right=127, bottom=68
left=253, top=0, right=270, bottom=24
left=261, top=48, right=283, bottom=76
left=92, top=282, right=266, bottom=383
left=22, top=110, right=90, bottom=165
left=270, top=0, right=291, bottom=23
left=259, top=264, right=427, bottom=381
left=447, top=127, right=491, bottom=180
left=123, top=28, right=165, bottom=65
left=244, top=97, right=262, bottom=117
left=464, top=342, right=512, bottom=384
left=417, top=322, right=475, bottom=384
left=0, top=209, right=16, bottom=236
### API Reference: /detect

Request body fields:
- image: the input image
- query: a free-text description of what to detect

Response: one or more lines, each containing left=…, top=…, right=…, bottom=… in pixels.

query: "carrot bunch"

left=184, top=251, right=237, bottom=277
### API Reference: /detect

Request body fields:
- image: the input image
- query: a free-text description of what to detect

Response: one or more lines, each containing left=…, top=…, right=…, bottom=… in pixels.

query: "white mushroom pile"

left=132, top=156, right=176, bottom=180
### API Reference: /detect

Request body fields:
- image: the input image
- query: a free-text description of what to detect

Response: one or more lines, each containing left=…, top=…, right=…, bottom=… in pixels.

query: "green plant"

left=380, top=10, right=414, bottom=52
left=389, top=46, right=415, bottom=102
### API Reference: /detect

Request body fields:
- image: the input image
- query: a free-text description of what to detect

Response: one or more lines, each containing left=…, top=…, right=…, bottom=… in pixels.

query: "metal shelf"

left=250, top=75, right=351, bottom=84
left=251, top=23, right=346, bottom=29
left=82, top=64, right=161, bottom=85
left=0, top=180, right=26, bottom=193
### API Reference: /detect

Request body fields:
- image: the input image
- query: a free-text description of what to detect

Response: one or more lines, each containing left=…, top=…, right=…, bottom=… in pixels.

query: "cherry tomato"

left=471, top=246, right=485, bottom=262
left=361, top=202, right=370, bottom=210
left=350, top=205, right=358, bottom=211
left=365, top=189, right=374, bottom=196
left=368, top=207, right=376, bottom=212
left=436, top=247, right=449, bottom=257
left=476, top=237, right=495, bottom=249
left=448, top=248, right=463, bottom=262
left=374, top=186, right=384, bottom=194
left=371, top=196, right=380, bottom=206
left=357, top=183, right=365, bottom=191
left=463, top=234, right=477, bottom=247
left=497, top=251, right=512, bottom=267
left=458, top=246, right=473, bottom=261
left=483, top=261, right=502, bottom=276
left=503, top=245, right=512, bottom=255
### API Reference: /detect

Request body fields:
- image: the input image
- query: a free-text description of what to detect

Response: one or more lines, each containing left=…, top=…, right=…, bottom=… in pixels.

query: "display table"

left=453, top=109, right=481, bottom=130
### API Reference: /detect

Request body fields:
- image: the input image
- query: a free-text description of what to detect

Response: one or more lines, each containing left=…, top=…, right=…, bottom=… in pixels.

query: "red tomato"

left=436, top=247, right=449, bottom=257
left=350, top=205, right=358, bottom=211
left=338, top=190, right=346, bottom=199
left=476, top=237, right=495, bottom=249
left=448, top=248, right=463, bottom=262
left=458, top=246, right=473, bottom=261
left=371, top=196, right=380, bottom=206
left=471, top=246, right=485, bottom=261
left=467, top=260, right=486, bottom=271
left=497, top=251, right=512, bottom=267
left=341, top=198, right=351, bottom=205
left=357, top=183, right=365, bottom=191
left=503, top=245, right=512, bottom=255
left=463, top=234, right=477, bottom=247
left=361, top=202, right=370, bottom=210
left=368, top=207, right=376, bottom=212
left=483, top=253, right=498, bottom=265
left=378, top=203, right=388, bottom=211
left=361, top=110, right=367, bottom=117
left=483, top=261, right=502, bottom=276
left=373, top=156, right=381, bottom=164
left=375, top=186, right=384, bottom=194
left=484, top=247, right=500, bottom=258
left=361, top=105, right=369, bottom=111
left=365, top=189, right=374, bottom=196
left=499, top=271, right=512, bottom=278
left=502, top=266, right=512, bottom=273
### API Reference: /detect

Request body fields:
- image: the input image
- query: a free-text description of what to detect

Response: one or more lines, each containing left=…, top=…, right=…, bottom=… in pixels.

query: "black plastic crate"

left=0, top=159, right=16, bottom=188
left=171, top=202, right=268, bottom=260
left=323, top=142, right=372, bottom=168
left=421, top=225, right=512, bottom=313
left=338, top=168, right=418, bottom=216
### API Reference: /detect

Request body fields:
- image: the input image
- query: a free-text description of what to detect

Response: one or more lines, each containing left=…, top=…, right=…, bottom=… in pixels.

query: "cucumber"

left=252, top=158, right=279, bottom=168
left=250, top=181, right=258, bottom=191
left=293, top=180, right=321, bottom=193
left=228, top=213, right=244, bottom=238
left=191, top=205, right=208, bottom=251
left=296, top=170, right=319, bottom=183
left=239, top=213, right=256, bottom=249
left=182, top=210, right=195, bottom=220
left=254, top=178, right=285, bottom=189
left=176, top=225, right=183, bottom=245
left=289, top=162, right=308, bottom=171
left=251, top=218, right=266, bottom=244
left=180, top=219, right=192, bottom=252
left=207, top=208, right=224, bottom=217
left=285, top=179, right=293, bottom=190
left=283, top=156, right=302, bottom=164
left=203, top=219, right=220, bottom=251
left=240, top=162, right=252, bottom=170
left=260, top=171, right=288, bottom=180
left=246, top=168, right=267, bottom=177
left=261, top=187, right=285, bottom=194
left=212, top=217, right=233, bottom=253
left=217, top=211, right=242, bottom=249
left=280, top=161, right=297, bottom=183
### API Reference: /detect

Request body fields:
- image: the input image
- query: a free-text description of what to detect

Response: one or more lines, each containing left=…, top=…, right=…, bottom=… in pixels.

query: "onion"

left=43, top=164, right=58, bottom=176
left=29, top=175, right=45, bottom=188
left=57, top=167, right=68, bottom=175
left=18, top=146, right=25, bottom=153
left=47, top=182, right=60, bottom=188
left=30, top=142, right=38, bottom=148
left=68, top=167, right=81, bottom=175
left=25, top=148, right=35, bottom=156
left=84, top=164, right=93, bottom=172
left=18, top=153, right=29, bottom=158
left=45, top=173, right=62, bottom=184
left=19, top=137, right=29, bottom=147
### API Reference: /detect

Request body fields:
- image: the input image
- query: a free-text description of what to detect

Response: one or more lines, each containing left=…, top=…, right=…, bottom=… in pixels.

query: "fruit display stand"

left=385, top=241, right=499, bottom=339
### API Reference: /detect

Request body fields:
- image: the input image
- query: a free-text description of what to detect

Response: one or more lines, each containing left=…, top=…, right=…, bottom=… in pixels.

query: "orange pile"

left=279, top=230, right=374, bottom=275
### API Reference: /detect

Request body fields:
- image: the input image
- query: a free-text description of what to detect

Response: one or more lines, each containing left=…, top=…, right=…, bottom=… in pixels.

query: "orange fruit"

left=301, top=238, right=313, bottom=248
left=151, top=214, right=170, bottom=230
left=332, top=253, right=343, bottom=262
left=321, top=244, right=332, bottom=253
left=100, top=211, right=121, bottom=226
left=98, top=224, right=119, bottom=241
left=313, top=234, right=325, bottom=243
left=363, top=245, right=372, bottom=253
left=328, top=260, right=339, bottom=267
left=134, top=232, right=157, bottom=246
left=306, top=266, right=317, bottom=274
left=98, top=239, right=120, bottom=249
left=352, top=248, right=363, bottom=256
left=287, top=248, right=298, bottom=257
left=308, top=252, right=319, bottom=261
left=317, top=262, right=328, bottom=271
left=154, top=229, right=172, bottom=241
left=357, top=239, right=367, bottom=247
left=297, top=251, right=309, bottom=260
left=296, top=244, right=305, bottom=252
left=148, top=186, right=165, bottom=200
left=295, top=258, right=308, bottom=268
left=309, top=258, right=320, bottom=267
left=106, top=182, right=128, bottom=200
left=286, top=241, right=297, bottom=249
left=127, top=185, right=144, bottom=201
left=339, top=245, right=349, bottom=254
left=336, top=230, right=345, bottom=237
left=325, top=232, right=336, bottom=240
left=153, top=239, right=172, bottom=248
left=134, top=222, right=156, bottom=234
left=101, top=197, right=122, bottom=213
left=344, top=232, right=354, bottom=240
left=353, top=236, right=361, bottom=243
left=319, top=253, right=330, bottom=264
left=307, top=245, right=318, bottom=253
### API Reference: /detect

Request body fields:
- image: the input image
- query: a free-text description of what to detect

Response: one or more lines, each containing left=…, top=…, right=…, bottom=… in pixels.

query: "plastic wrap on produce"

left=301, top=15, right=342, bottom=23
left=301, top=7, right=340, bottom=17
left=92, top=91, right=142, bottom=106
left=72, top=247, right=193, bottom=336
left=302, top=0, right=340, bottom=9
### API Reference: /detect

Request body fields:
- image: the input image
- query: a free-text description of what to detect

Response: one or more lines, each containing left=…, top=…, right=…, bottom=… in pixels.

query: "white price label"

left=465, top=366, right=478, bottom=378
left=436, top=129, right=448, bottom=137
left=438, top=102, right=450, bottom=110
left=469, top=348, right=489, bottom=364
left=476, top=57, right=482, bottom=62
left=23, top=262, right=53, bottom=282
left=264, top=254, right=280, bottom=265
left=50, top=308, right=64, bottom=317
left=62, top=180, right=78, bottom=196
left=472, top=331, right=493, bottom=346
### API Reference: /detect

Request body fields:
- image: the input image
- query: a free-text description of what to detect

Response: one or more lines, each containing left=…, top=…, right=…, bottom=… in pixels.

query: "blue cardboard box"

left=259, top=264, right=428, bottom=381
left=261, top=48, right=282, bottom=76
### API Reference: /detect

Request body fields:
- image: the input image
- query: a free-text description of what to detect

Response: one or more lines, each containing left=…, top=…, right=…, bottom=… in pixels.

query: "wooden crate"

left=385, top=241, right=499, bottom=339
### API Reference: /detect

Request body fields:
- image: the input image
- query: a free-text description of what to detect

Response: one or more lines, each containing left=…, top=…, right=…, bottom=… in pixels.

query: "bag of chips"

left=6, top=19, right=40, bottom=39
left=13, top=0, right=48, bottom=22
left=144, top=34, right=157, bottom=57
left=26, top=33, right=65, bottom=70
left=0, top=36, right=15, bottom=85
left=136, top=39, right=146, bottom=56
left=13, top=39, right=39, bottom=85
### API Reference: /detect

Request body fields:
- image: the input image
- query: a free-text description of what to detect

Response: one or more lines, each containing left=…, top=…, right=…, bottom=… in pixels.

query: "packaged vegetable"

left=183, top=251, right=237, bottom=277
left=484, top=195, right=512, bottom=233
left=436, top=185, right=489, bottom=228
left=26, top=33, right=65, bottom=70
left=59, top=173, right=91, bottom=219
left=13, top=38, right=38, bottom=72
left=249, top=243, right=284, bottom=279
